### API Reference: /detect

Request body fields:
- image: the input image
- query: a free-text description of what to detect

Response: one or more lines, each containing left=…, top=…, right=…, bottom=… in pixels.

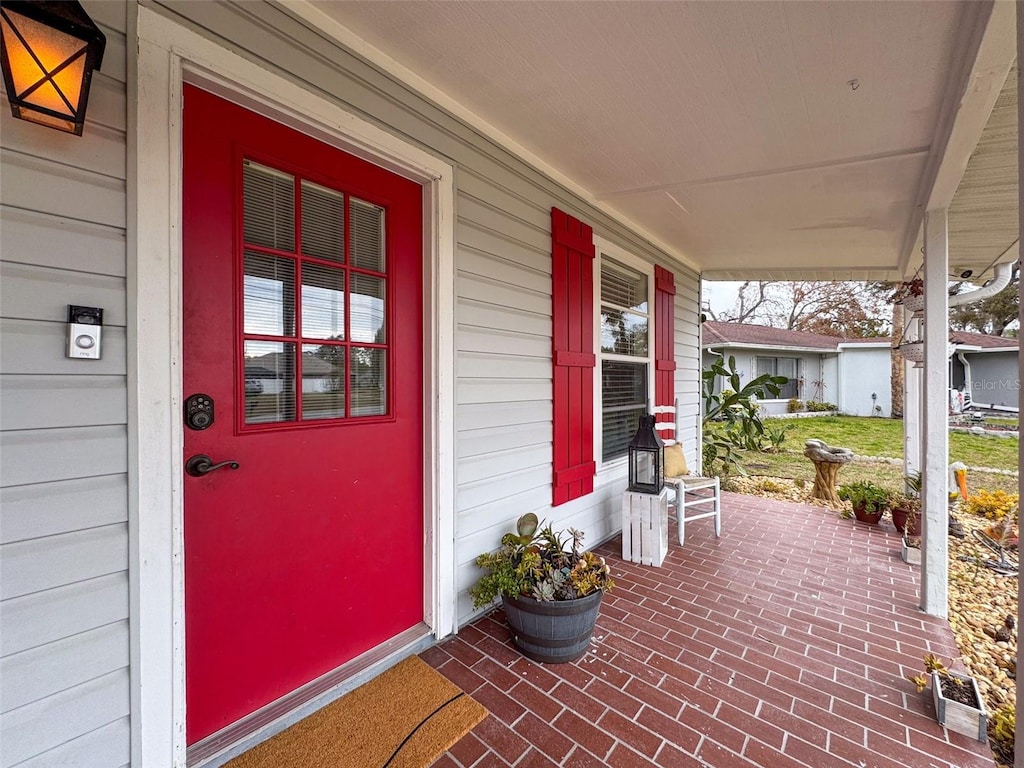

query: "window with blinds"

left=756, top=356, right=799, bottom=399
left=598, top=255, right=652, bottom=462
left=241, top=159, right=388, bottom=426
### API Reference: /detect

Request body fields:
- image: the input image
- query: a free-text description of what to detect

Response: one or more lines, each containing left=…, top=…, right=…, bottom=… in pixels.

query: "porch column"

left=920, top=209, right=949, bottom=617
left=1016, top=2, right=1023, bottom=759
left=903, top=317, right=922, bottom=482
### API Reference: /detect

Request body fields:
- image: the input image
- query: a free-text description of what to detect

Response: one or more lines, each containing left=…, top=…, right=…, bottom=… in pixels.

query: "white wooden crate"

left=621, top=488, right=670, bottom=567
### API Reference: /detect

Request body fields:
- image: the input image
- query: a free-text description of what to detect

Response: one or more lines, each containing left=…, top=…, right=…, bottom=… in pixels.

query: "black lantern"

left=0, top=1, right=106, bottom=135
left=627, top=414, right=664, bottom=494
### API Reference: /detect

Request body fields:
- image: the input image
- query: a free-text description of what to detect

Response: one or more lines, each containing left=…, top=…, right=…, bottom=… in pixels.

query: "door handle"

left=186, top=454, right=240, bottom=477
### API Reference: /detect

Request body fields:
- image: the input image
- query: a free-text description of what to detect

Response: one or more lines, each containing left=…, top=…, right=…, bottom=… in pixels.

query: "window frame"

left=592, top=237, right=656, bottom=468
left=755, top=355, right=800, bottom=400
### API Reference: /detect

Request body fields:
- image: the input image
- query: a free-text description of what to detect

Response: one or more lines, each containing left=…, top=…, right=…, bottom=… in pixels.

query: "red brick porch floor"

left=421, top=492, right=994, bottom=768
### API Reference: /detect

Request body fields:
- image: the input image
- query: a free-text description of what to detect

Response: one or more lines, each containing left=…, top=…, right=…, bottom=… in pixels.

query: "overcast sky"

left=701, top=281, right=743, bottom=316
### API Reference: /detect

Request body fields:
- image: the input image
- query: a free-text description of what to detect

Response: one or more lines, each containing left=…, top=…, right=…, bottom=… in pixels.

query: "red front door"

left=182, top=86, right=424, bottom=744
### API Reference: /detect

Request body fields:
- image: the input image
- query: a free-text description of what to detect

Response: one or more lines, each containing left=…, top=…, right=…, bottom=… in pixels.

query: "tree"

left=866, top=280, right=904, bottom=418
left=713, top=281, right=890, bottom=338
left=948, top=279, right=1019, bottom=336
left=706, top=281, right=772, bottom=323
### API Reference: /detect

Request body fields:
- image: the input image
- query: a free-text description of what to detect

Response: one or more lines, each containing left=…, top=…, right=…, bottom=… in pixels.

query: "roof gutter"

left=948, top=260, right=1014, bottom=307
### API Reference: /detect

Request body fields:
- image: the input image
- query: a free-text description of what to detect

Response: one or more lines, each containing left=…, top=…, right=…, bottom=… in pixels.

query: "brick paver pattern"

left=421, top=492, right=994, bottom=768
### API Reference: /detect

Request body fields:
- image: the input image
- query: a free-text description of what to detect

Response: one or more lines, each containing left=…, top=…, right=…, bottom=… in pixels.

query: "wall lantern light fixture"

left=0, top=0, right=105, bottom=136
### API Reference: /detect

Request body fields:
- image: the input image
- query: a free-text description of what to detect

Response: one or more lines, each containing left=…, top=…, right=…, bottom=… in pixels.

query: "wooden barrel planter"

left=502, top=591, right=602, bottom=663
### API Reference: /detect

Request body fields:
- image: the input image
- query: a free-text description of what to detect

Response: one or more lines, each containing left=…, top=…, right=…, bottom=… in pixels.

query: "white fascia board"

left=958, top=345, right=1016, bottom=353
left=837, top=342, right=891, bottom=350
left=702, top=343, right=837, bottom=354
left=280, top=0, right=700, bottom=273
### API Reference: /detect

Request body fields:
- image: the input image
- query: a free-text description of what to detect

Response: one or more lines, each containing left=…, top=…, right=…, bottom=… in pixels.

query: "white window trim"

left=592, top=236, right=656, bottom=471
left=131, top=7, right=456, bottom=765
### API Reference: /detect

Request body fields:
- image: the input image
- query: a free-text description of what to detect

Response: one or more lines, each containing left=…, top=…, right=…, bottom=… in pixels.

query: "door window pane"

left=350, top=198, right=385, bottom=272
left=244, top=252, right=295, bottom=336
left=302, top=263, right=346, bottom=340
left=239, top=160, right=391, bottom=426
left=243, top=161, right=294, bottom=251
left=351, top=274, right=386, bottom=344
left=301, top=181, right=344, bottom=262
left=302, top=344, right=345, bottom=420
left=244, top=341, right=296, bottom=423
left=351, top=347, right=386, bottom=416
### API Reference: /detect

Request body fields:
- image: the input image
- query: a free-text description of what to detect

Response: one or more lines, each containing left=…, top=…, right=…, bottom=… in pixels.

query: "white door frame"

left=129, top=6, right=457, bottom=764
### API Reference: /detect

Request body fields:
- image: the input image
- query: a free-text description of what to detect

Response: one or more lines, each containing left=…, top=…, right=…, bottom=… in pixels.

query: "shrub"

left=990, top=703, right=1015, bottom=764
left=787, top=398, right=803, bottom=413
left=838, top=480, right=892, bottom=515
left=765, top=423, right=792, bottom=452
left=701, top=355, right=786, bottom=477
left=964, top=489, right=1019, bottom=520
left=806, top=401, right=838, bottom=412
left=753, top=478, right=789, bottom=494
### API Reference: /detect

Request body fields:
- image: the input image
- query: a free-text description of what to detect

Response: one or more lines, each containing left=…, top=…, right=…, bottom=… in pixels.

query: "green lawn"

left=729, top=415, right=1020, bottom=496
left=766, top=415, right=1019, bottom=470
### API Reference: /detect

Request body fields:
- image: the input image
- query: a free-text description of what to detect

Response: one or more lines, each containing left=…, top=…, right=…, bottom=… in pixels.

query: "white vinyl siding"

left=0, top=2, right=130, bottom=766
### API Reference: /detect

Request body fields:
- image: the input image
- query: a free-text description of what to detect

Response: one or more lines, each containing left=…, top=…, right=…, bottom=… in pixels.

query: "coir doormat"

left=225, top=656, right=487, bottom=768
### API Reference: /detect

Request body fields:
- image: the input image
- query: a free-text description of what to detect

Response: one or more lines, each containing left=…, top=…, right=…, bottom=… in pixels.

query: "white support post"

left=1015, top=3, right=1023, bottom=760
left=920, top=209, right=949, bottom=618
left=903, top=317, right=922, bottom=484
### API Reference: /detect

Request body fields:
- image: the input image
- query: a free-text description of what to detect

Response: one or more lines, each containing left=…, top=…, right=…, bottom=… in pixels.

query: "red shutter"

left=654, top=266, right=676, bottom=435
left=551, top=208, right=596, bottom=506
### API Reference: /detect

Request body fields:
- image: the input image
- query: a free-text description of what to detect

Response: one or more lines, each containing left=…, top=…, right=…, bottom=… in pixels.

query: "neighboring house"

left=950, top=330, right=1020, bottom=412
left=701, top=321, right=893, bottom=417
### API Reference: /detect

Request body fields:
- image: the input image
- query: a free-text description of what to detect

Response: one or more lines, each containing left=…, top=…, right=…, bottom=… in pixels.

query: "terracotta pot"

left=852, top=503, right=884, bottom=525
left=891, top=506, right=922, bottom=536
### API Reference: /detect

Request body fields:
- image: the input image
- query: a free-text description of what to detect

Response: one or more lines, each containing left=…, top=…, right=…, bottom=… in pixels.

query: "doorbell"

left=66, top=305, right=103, bottom=360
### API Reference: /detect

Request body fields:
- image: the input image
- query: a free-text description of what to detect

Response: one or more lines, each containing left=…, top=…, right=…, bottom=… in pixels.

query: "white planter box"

left=622, top=489, right=669, bottom=567
left=931, top=670, right=988, bottom=742
left=902, top=537, right=921, bottom=565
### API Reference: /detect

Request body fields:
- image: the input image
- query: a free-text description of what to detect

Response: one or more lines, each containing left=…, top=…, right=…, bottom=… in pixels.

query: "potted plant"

left=895, top=278, right=925, bottom=313
left=892, top=472, right=923, bottom=536
left=907, top=654, right=988, bottom=742
left=469, top=513, right=614, bottom=663
left=838, top=480, right=892, bottom=524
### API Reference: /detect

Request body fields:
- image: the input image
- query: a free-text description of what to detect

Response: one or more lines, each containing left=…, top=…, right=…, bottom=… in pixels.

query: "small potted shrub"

left=838, top=480, right=891, bottom=524
left=470, top=513, right=614, bottom=663
left=907, top=654, right=988, bottom=742
left=892, top=472, right=922, bottom=536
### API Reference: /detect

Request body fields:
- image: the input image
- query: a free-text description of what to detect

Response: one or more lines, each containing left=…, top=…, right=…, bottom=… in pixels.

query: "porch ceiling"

left=308, top=0, right=1016, bottom=281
